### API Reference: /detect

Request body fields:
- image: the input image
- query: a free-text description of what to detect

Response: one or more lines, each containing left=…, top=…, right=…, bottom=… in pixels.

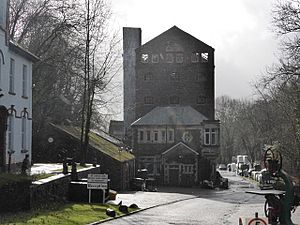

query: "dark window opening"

left=152, top=54, right=159, bottom=63
left=144, top=96, right=154, bottom=104
left=176, top=53, right=184, bottom=63
left=166, top=53, right=174, bottom=63
left=191, top=52, right=199, bottom=63
left=144, top=72, right=153, bottom=81
left=170, top=96, right=179, bottom=104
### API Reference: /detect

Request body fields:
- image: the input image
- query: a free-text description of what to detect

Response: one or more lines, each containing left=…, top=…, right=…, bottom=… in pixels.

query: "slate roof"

left=131, top=106, right=208, bottom=126
left=162, top=142, right=199, bottom=155
left=9, top=41, right=39, bottom=62
left=50, top=124, right=135, bottom=162
left=137, top=25, right=214, bottom=51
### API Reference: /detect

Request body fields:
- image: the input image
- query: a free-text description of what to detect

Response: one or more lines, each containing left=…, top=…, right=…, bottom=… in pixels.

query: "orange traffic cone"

left=238, top=217, right=243, bottom=225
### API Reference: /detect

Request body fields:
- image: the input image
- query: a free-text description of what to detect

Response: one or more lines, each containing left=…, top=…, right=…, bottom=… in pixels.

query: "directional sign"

left=87, top=173, right=108, bottom=190
left=87, top=183, right=107, bottom=189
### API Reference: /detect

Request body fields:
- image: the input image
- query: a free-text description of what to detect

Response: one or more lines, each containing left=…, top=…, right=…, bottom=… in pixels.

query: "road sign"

left=245, top=217, right=268, bottom=225
left=87, top=173, right=108, bottom=190
left=87, top=183, right=107, bottom=189
left=87, top=174, right=108, bottom=204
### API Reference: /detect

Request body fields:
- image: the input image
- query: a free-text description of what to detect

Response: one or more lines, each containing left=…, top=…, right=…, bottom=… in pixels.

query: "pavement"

left=111, top=186, right=209, bottom=209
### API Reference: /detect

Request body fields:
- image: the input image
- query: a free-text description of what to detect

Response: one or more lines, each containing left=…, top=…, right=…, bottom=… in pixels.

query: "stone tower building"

left=123, top=26, right=220, bottom=186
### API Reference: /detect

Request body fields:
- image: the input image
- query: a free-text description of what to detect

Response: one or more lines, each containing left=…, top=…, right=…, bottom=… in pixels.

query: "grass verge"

left=0, top=203, right=137, bottom=225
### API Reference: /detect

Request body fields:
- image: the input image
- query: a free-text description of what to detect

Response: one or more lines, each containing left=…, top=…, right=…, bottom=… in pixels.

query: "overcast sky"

left=111, top=0, right=280, bottom=100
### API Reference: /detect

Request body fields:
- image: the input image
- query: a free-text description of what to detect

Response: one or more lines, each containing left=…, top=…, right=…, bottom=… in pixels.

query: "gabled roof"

left=50, top=124, right=135, bottom=162
left=162, top=142, right=199, bottom=155
left=131, top=106, right=208, bottom=126
left=137, top=25, right=214, bottom=51
left=9, top=41, right=39, bottom=62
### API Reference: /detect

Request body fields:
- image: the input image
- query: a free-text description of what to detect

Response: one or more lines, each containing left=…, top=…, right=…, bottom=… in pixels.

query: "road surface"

left=102, top=171, right=300, bottom=225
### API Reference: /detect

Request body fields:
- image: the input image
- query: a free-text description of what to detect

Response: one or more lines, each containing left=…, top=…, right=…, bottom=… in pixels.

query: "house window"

left=191, top=52, right=199, bottom=63
left=146, top=130, right=151, bottom=142
left=144, top=72, right=153, bottom=81
left=211, top=128, right=216, bottom=145
left=175, top=53, right=184, bottom=63
left=170, top=96, right=179, bottom=104
left=201, top=52, right=209, bottom=62
left=161, top=130, right=166, bottom=142
left=9, top=58, right=15, bottom=93
left=144, top=96, right=154, bottom=104
left=154, top=130, right=158, bottom=142
left=139, top=130, right=144, bottom=142
left=204, top=128, right=210, bottom=145
left=167, top=129, right=174, bottom=143
left=22, top=117, right=26, bottom=150
left=8, top=115, right=14, bottom=151
left=141, top=53, right=149, bottom=63
left=152, top=54, right=159, bottom=63
left=166, top=53, right=174, bottom=63
left=22, top=65, right=28, bottom=97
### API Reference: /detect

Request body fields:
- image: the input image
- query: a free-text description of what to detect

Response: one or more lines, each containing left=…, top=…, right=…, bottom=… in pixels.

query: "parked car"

left=130, top=178, right=145, bottom=191
left=218, top=164, right=227, bottom=170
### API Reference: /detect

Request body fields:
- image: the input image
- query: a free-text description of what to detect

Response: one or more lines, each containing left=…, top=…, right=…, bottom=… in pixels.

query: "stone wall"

left=0, top=179, right=31, bottom=212
left=30, top=165, right=100, bottom=209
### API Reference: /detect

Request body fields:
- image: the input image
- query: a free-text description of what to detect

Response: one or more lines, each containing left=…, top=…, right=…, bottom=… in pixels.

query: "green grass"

left=0, top=203, right=138, bottom=225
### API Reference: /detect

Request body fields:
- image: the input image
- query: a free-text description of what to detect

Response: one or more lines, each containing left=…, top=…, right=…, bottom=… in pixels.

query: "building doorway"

left=169, top=167, right=179, bottom=186
left=0, top=106, right=7, bottom=172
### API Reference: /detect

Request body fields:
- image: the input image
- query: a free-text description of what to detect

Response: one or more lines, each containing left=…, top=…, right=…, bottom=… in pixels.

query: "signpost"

left=87, top=174, right=108, bottom=204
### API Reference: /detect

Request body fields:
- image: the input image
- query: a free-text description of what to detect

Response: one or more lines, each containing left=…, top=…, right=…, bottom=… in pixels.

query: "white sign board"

left=87, top=173, right=108, bottom=190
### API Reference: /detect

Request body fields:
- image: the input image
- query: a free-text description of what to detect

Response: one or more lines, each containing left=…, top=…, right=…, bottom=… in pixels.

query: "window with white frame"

left=204, top=128, right=219, bottom=145
left=211, top=128, right=216, bottom=145
left=22, top=65, right=28, bottom=97
left=8, top=115, right=14, bottom=151
left=204, top=128, right=210, bottom=145
left=9, top=58, right=15, bottom=93
left=146, top=130, right=151, bottom=142
left=137, top=129, right=174, bottom=143
left=161, top=130, right=166, bottom=142
left=139, top=130, right=144, bottom=142
left=153, top=130, right=158, bottom=142
left=167, top=129, right=174, bottom=143
left=22, top=117, right=26, bottom=150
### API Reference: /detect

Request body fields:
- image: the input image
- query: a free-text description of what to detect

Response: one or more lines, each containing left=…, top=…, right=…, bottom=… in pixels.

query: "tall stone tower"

left=123, top=27, right=141, bottom=143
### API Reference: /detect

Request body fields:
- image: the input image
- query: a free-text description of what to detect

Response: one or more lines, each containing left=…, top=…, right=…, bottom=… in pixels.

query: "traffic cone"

left=238, top=217, right=243, bottom=225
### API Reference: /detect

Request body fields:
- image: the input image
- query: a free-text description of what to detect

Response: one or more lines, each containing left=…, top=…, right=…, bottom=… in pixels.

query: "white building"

left=0, top=0, right=38, bottom=172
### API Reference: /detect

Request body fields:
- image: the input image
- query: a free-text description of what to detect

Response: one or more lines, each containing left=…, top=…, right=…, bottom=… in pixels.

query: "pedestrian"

left=21, top=154, right=30, bottom=175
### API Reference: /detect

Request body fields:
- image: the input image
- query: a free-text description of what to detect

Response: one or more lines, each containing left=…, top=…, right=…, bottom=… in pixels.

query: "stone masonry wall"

left=30, top=166, right=100, bottom=209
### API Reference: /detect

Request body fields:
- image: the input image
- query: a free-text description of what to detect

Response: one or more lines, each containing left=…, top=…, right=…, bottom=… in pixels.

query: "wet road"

left=102, top=171, right=300, bottom=225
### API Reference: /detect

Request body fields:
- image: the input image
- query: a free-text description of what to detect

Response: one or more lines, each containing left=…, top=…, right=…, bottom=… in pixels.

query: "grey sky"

left=111, top=0, right=279, bottom=99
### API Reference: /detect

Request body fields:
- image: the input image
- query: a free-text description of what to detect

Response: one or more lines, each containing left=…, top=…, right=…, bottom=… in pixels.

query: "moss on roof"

left=51, top=124, right=134, bottom=162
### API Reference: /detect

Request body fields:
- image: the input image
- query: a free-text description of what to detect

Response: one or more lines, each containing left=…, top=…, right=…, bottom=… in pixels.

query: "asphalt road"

left=101, top=171, right=300, bottom=225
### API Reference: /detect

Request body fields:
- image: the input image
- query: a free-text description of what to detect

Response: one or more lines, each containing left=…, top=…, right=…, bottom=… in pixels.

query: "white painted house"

left=0, top=0, right=38, bottom=172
